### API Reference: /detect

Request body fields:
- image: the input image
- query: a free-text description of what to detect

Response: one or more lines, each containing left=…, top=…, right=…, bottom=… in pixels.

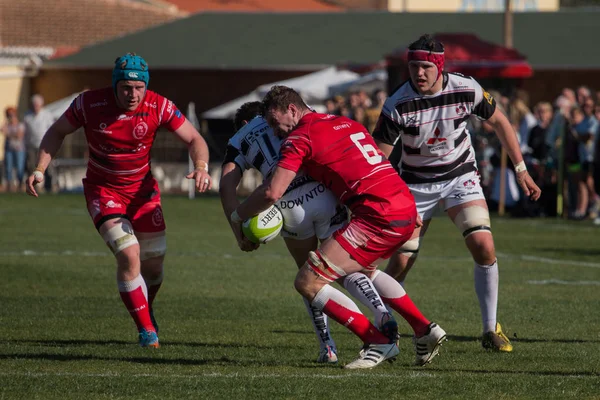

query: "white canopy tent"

left=328, top=69, right=387, bottom=97
left=202, top=67, right=360, bottom=119
left=44, top=92, right=83, bottom=121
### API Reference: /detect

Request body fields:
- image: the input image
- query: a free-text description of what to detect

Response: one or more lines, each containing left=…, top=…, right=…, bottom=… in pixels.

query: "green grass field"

left=0, top=193, right=598, bottom=399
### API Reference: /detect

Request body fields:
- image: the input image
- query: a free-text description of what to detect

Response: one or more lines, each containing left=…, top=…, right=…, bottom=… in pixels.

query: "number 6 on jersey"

left=350, top=132, right=383, bottom=165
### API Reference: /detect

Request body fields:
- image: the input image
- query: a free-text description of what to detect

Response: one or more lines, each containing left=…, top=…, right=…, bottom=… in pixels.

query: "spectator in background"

left=594, top=104, right=600, bottom=225
left=358, top=90, right=372, bottom=109
left=511, top=98, right=537, bottom=151
left=579, top=97, right=599, bottom=217
left=324, top=98, right=338, bottom=115
left=562, top=88, right=577, bottom=106
left=568, top=106, right=589, bottom=219
left=0, top=119, right=4, bottom=191
left=1, top=107, right=26, bottom=192
left=576, top=85, right=592, bottom=106
left=24, top=94, right=55, bottom=192
left=528, top=102, right=553, bottom=165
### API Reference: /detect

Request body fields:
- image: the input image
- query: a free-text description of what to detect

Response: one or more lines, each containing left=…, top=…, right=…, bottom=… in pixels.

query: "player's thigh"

left=443, top=171, right=487, bottom=211
left=409, top=181, right=445, bottom=221
left=284, top=236, right=318, bottom=268
left=129, top=179, right=166, bottom=233
left=136, top=230, right=167, bottom=277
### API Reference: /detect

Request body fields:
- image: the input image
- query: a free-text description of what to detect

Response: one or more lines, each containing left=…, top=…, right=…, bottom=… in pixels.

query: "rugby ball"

left=242, top=205, right=283, bottom=244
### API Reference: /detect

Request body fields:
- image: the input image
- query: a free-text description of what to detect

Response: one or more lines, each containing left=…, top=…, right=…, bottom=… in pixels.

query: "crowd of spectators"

left=321, top=85, right=600, bottom=224
left=0, top=95, right=55, bottom=193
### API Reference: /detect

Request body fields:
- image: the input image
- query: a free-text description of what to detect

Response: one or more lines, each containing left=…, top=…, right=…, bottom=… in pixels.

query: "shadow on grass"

left=446, top=334, right=599, bottom=344
left=1, top=338, right=302, bottom=350
left=424, top=366, right=600, bottom=378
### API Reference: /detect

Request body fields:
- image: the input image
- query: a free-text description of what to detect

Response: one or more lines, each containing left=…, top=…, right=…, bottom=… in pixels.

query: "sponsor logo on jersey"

left=90, top=100, right=108, bottom=108
left=175, top=110, right=182, bottom=118
left=333, top=123, right=352, bottom=131
left=463, top=179, right=477, bottom=189
left=456, top=104, right=467, bottom=116
left=118, top=114, right=134, bottom=121
left=483, top=91, right=494, bottom=105
left=166, top=100, right=173, bottom=115
left=93, top=122, right=113, bottom=134
left=426, top=127, right=447, bottom=145
left=152, top=208, right=164, bottom=227
left=104, top=200, right=122, bottom=208
left=133, top=121, right=149, bottom=139
left=144, top=101, right=157, bottom=109
left=405, top=115, right=418, bottom=125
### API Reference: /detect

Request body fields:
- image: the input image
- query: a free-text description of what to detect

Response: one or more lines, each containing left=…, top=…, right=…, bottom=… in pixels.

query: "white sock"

left=343, top=272, right=390, bottom=327
left=370, top=269, right=407, bottom=299
left=302, top=297, right=334, bottom=348
left=117, top=274, right=148, bottom=300
left=474, top=260, right=499, bottom=333
left=311, top=284, right=361, bottom=313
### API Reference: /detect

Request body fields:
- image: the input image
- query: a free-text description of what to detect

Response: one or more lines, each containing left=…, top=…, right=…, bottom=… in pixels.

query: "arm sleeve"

left=63, top=94, right=85, bottom=129
left=222, top=143, right=248, bottom=172
left=159, top=97, right=186, bottom=132
left=277, top=130, right=311, bottom=173
left=372, top=100, right=403, bottom=145
left=472, top=80, right=497, bottom=121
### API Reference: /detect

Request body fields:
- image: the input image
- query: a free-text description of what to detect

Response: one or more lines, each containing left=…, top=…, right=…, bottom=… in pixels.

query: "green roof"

left=45, top=10, right=600, bottom=70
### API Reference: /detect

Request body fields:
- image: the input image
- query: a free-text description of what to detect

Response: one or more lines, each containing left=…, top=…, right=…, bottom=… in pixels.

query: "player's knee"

left=102, top=222, right=138, bottom=255
left=397, top=237, right=420, bottom=258
left=139, top=235, right=167, bottom=261
left=453, top=206, right=492, bottom=238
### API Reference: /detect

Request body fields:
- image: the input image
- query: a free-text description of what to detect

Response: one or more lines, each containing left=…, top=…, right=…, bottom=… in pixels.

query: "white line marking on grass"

left=0, top=371, right=433, bottom=379
left=3, top=250, right=600, bottom=269
left=527, top=279, right=600, bottom=286
left=497, top=252, right=600, bottom=269
left=0, top=370, right=591, bottom=379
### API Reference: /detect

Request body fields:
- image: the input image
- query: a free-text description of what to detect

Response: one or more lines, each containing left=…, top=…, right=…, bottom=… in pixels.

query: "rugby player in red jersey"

left=231, top=86, right=446, bottom=369
left=25, top=53, right=212, bottom=348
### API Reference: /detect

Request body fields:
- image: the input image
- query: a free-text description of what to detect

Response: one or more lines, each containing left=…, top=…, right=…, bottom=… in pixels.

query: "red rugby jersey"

left=64, top=87, right=185, bottom=187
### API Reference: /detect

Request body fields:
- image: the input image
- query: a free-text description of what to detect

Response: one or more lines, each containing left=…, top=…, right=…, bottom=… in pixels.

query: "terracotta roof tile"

left=0, top=0, right=183, bottom=48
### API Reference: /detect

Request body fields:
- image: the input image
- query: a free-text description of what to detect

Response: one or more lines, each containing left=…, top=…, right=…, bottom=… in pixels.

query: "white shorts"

left=277, top=181, right=347, bottom=240
left=409, top=171, right=486, bottom=221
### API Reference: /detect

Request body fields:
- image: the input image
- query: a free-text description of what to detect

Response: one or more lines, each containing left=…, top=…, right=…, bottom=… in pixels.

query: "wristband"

left=230, top=209, right=243, bottom=223
left=514, top=161, right=527, bottom=173
left=194, top=160, right=208, bottom=173
left=34, top=166, right=45, bottom=174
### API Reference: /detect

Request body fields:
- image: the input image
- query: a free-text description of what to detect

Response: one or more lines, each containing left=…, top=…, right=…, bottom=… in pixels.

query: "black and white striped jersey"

left=373, top=72, right=496, bottom=184
left=223, top=116, right=281, bottom=178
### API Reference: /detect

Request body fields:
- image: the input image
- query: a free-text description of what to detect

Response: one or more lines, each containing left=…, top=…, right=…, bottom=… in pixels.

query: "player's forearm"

left=219, top=175, right=242, bottom=222
left=235, top=182, right=278, bottom=221
left=492, top=117, right=524, bottom=166
left=36, top=128, right=68, bottom=171
left=187, top=135, right=210, bottom=167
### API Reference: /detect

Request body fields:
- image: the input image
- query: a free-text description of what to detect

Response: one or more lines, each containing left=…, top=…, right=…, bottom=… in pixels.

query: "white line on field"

left=2, top=250, right=600, bottom=269
left=0, top=371, right=434, bottom=379
left=496, top=252, right=600, bottom=269
left=527, top=279, right=600, bottom=286
left=0, top=370, right=591, bottom=379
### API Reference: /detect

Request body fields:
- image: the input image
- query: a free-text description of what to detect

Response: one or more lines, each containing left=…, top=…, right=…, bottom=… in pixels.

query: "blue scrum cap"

left=112, top=53, right=149, bottom=88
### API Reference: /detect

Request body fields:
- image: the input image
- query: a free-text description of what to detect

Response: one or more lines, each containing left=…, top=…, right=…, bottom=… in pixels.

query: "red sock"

left=323, top=299, right=389, bottom=344
left=119, top=284, right=154, bottom=332
left=382, top=295, right=430, bottom=337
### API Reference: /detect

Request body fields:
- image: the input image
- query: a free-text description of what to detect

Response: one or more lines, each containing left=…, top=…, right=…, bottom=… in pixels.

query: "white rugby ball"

left=242, top=205, right=283, bottom=244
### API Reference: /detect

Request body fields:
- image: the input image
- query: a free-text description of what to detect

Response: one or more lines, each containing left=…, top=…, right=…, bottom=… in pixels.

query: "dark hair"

left=233, top=101, right=262, bottom=131
left=408, top=34, right=444, bottom=53
left=261, top=85, right=307, bottom=114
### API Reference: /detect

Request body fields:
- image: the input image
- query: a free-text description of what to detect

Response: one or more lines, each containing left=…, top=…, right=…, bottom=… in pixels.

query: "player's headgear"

left=112, top=53, right=150, bottom=89
left=407, top=34, right=445, bottom=80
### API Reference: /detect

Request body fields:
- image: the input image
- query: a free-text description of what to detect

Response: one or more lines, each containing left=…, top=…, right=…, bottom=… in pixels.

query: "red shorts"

left=83, top=177, right=165, bottom=232
left=333, top=209, right=416, bottom=269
